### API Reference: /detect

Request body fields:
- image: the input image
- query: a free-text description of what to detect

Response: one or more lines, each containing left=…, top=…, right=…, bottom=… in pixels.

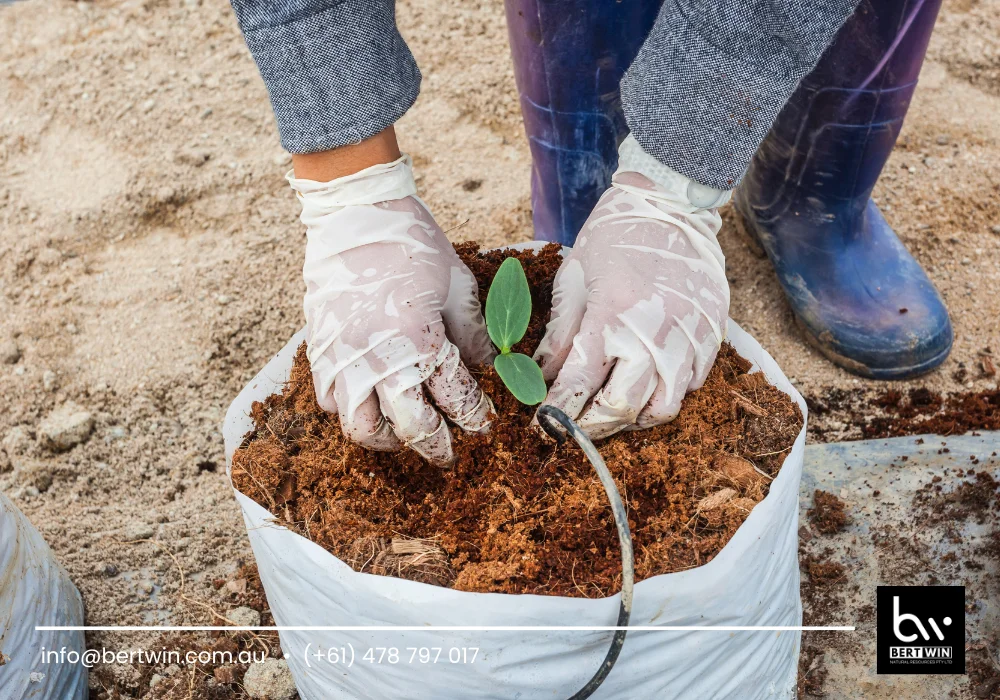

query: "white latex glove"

left=290, top=155, right=496, bottom=466
left=534, top=135, right=732, bottom=439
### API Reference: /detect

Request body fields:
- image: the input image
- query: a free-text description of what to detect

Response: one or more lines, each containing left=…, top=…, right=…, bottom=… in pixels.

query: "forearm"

left=621, top=0, right=860, bottom=190
left=229, top=0, right=420, bottom=155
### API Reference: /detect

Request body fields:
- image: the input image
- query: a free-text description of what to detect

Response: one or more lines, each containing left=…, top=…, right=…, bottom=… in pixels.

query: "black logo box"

left=877, top=585, right=965, bottom=675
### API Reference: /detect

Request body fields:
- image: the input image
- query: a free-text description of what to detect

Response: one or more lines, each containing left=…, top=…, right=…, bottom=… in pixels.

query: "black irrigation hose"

left=536, top=405, right=635, bottom=700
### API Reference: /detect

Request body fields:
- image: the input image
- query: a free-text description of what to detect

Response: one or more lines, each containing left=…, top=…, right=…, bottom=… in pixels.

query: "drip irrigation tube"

left=535, top=405, right=635, bottom=700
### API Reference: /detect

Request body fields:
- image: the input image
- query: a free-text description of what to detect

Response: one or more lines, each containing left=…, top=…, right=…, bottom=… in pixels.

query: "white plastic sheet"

left=223, top=245, right=807, bottom=700
left=0, top=492, right=87, bottom=699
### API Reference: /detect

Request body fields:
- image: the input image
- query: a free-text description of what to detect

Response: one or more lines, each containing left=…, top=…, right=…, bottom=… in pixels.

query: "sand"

left=0, top=0, right=997, bottom=696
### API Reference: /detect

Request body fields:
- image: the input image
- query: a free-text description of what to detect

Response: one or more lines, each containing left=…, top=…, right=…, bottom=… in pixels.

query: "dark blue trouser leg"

left=504, top=0, right=661, bottom=246
left=736, top=0, right=952, bottom=379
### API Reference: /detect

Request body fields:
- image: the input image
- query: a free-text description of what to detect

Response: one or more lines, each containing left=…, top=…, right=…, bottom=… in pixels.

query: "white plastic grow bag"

left=0, top=492, right=88, bottom=699
left=223, top=245, right=807, bottom=700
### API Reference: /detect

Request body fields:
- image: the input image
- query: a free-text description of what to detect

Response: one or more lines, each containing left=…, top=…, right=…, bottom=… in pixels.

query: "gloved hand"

left=534, top=135, right=731, bottom=439
left=290, top=155, right=496, bottom=466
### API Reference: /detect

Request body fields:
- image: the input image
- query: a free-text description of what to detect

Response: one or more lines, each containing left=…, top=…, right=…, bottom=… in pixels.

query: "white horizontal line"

left=38, top=626, right=854, bottom=632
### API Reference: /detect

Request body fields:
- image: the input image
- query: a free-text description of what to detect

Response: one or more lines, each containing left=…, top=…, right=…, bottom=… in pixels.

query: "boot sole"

left=793, top=314, right=952, bottom=380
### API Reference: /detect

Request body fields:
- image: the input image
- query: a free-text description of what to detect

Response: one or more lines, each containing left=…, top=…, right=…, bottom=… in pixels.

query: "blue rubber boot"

left=503, top=0, right=661, bottom=246
left=735, top=0, right=952, bottom=379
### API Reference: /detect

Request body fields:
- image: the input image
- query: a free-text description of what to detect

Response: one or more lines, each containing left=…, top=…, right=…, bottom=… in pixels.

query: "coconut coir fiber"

left=232, top=243, right=804, bottom=597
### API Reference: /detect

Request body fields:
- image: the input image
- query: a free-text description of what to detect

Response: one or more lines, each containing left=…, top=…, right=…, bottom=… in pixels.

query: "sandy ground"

left=0, top=0, right=997, bottom=696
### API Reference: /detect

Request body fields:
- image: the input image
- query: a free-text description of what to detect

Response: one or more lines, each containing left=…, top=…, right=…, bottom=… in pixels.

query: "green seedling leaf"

left=494, top=353, right=547, bottom=406
left=485, top=257, right=531, bottom=353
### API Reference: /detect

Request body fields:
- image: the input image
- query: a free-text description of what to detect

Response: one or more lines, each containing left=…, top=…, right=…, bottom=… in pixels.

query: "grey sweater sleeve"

left=229, top=0, right=420, bottom=154
left=621, top=0, right=860, bottom=190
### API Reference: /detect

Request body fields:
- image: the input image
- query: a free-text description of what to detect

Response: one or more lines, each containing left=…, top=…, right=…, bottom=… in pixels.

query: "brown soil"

left=968, top=647, right=1000, bottom=700
left=805, top=384, right=1000, bottom=442
left=864, top=386, right=1000, bottom=438
left=802, top=551, right=847, bottom=587
left=807, top=490, right=850, bottom=534
left=914, top=468, right=999, bottom=526
left=231, top=244, right=803, bottom=597
left=797, top=492, right=854, bottom=698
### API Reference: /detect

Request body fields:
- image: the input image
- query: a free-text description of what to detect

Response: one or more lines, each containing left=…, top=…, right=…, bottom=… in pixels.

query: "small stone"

left=15, top=461, right=52, bottom=493
left=155, top=186, right=175, bottom=204
left=2, top=426, right=31, bottom=456
left=42, top=370, right=58, bottom=392
left=201, top=108, right=213, bottom=119
left=243, top=659, right=297, bottom=700
left=216, top=294, right=231, bottom=305
left=107, top=426, right=128, bottom=441
left=97, top=562, right=119, bottom=577
left=35, top=248, right=63, bottom=267
left=142, top=99, right=156, bottom=113
left=228, top=606, right=261, bottom=628
left=38, top=403, right=94, bottom=452
left=138, top=579, right=155, bottom=595
left=1, top=337, right=20, bottom=364
left=991, top=225, right=1000, bottom=235
left=124, top=522, right=155, bottom=540
left=150, top=674, right=164, bottom=688
left=935, top=134, right=950, bottom=145
left=175, top=150, right=212, bottom=167
left=272, top=153, right=292, bottom=167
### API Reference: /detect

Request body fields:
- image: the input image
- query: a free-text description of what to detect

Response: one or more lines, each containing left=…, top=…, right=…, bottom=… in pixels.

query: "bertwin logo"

left=877, top=585, right=965, bottom=675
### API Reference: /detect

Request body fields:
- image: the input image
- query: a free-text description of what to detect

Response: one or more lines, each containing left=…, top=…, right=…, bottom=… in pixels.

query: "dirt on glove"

left=231, top=243, right=804, bottom=597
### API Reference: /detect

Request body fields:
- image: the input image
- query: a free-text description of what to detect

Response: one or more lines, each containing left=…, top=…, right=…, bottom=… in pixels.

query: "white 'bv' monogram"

left=893, top=596, right=953, bottom=643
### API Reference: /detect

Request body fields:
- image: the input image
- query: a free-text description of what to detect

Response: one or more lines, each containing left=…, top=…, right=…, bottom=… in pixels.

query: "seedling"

left=485, top=257, right=547, bottom=405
